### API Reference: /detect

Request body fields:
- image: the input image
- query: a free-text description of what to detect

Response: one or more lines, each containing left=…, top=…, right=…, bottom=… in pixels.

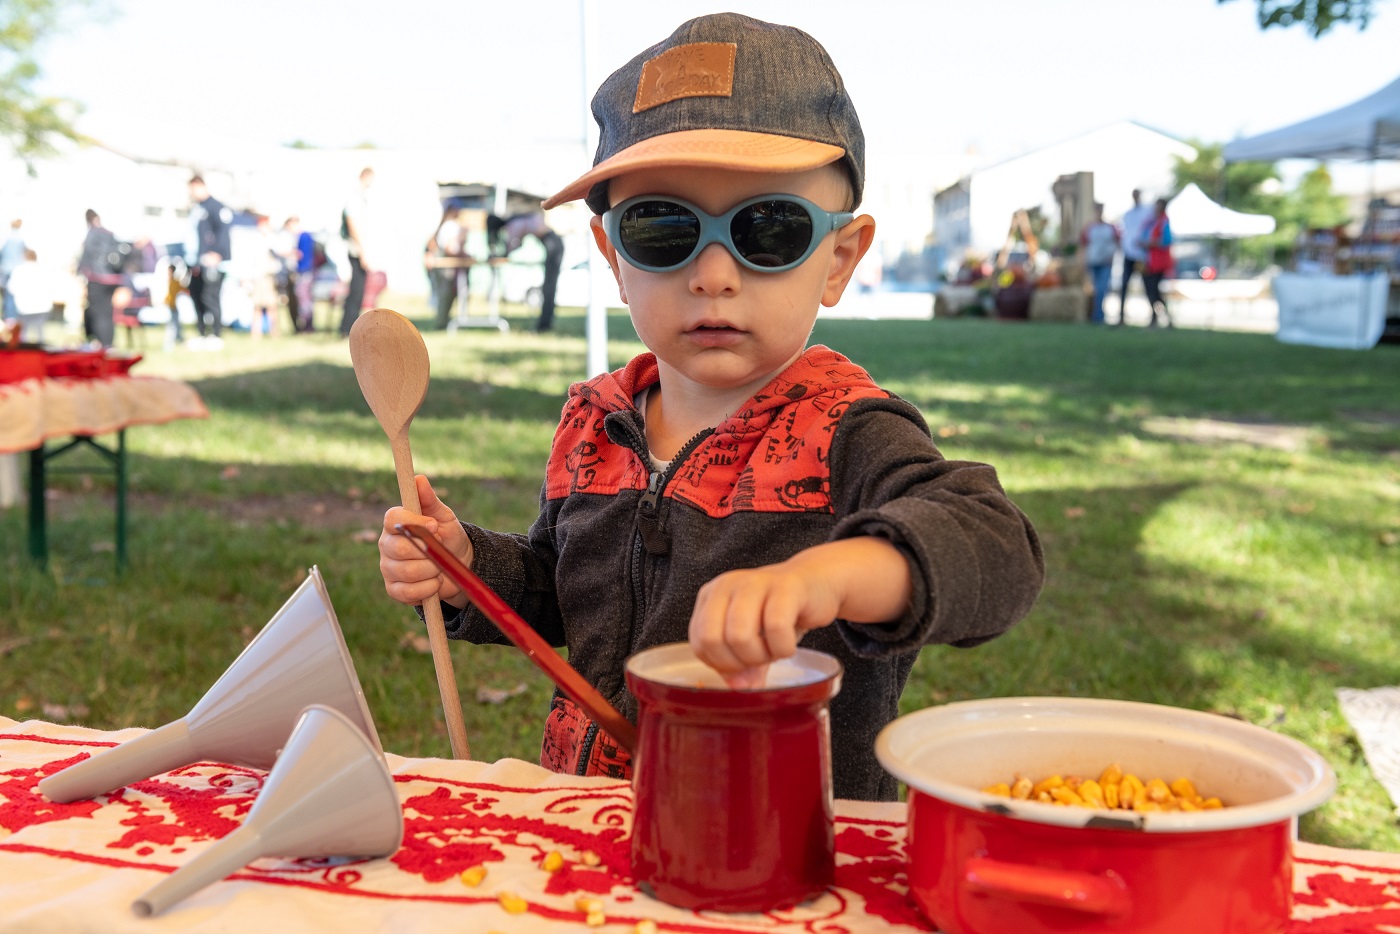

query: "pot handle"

left=964, top=856, right=1132, bottom=917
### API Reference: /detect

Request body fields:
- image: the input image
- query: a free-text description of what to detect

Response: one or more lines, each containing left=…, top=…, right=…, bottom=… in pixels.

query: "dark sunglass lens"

left=619, top=201, right=701, bottom=268
left=730, top=201, right=813, bottom=268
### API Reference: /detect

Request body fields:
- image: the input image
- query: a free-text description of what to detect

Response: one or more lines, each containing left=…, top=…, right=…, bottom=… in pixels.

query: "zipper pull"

left=640, top=470, right=663, bottom=511
left=636, top=470, right=670, bottom=555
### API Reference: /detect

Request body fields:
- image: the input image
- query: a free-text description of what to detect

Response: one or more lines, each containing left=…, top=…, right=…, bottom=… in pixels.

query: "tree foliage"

left=1171, top=140, right=1353, bottom=268
left=1219, top=0, right=1379, bottom=36
left=0, top=0, right=85, bottom=163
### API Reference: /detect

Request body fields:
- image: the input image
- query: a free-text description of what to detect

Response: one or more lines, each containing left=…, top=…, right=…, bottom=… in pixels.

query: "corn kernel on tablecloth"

left=2, top=717, right=1399, bottom=933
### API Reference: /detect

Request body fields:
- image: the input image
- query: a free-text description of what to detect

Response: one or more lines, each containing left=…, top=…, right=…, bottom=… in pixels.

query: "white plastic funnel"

left=39, top=567, right=383, bottom=803
left=132, top=704, right=403, bottom=918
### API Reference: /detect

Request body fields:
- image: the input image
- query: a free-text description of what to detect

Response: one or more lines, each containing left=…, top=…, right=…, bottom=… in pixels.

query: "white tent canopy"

left=1222, top=74, right=1400, bottom=163
left=1167, top=183, right=1277, bottom=238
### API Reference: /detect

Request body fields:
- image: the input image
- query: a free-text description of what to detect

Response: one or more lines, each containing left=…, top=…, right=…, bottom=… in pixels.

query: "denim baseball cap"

left=543, top=12, right=864, bottom=212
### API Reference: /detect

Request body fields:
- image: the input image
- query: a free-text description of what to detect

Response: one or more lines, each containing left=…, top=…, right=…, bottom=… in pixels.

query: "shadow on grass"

left=907, top=480, right=1399, bottom=713
left=183, top=361, right=569, bottom=425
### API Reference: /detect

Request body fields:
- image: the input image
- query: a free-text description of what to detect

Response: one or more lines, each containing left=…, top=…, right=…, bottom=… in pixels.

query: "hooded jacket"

left=445, top=346, right=1044, bottom=800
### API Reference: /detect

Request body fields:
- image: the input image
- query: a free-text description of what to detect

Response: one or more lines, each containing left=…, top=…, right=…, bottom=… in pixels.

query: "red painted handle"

left=395, top=523, right=636, bottom=753
left=964, top=856, right=1132, bottom=917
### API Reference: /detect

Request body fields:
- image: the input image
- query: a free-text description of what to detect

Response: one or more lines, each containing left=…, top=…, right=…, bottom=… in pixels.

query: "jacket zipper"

left=577, top=421, right=712, bottom=774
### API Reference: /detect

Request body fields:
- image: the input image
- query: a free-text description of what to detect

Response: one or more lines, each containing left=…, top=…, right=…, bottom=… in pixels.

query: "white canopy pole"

left=581, top=0, right=609, bottom=377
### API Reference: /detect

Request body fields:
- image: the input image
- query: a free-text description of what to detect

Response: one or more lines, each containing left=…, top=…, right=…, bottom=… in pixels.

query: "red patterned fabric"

left=2, top=718, right=1398, bottom=932
left=545, top=348, right=890, bottom=516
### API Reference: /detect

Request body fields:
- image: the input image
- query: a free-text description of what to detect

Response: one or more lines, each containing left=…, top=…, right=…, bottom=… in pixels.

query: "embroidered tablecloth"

left=1, top=717, right=1397, bottom=933
left=0, top=375, right=207, bottom=455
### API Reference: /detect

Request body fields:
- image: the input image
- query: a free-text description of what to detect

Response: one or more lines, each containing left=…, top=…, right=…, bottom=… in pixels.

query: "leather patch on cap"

left=634, top=42, right=736, bottom=113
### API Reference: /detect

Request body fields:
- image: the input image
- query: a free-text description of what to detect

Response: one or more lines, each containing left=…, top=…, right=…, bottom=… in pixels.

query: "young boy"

left=378, top=12, right=1044, bottom=801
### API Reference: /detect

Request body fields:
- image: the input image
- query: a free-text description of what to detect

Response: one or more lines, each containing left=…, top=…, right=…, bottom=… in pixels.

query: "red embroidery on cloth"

left=9, top=726, right=1400, bottom=932
left=0, top=755, right=103, bottom=832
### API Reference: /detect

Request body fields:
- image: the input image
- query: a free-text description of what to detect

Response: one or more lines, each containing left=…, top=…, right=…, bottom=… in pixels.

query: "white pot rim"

left=875, top=697, right=1336, bottom=833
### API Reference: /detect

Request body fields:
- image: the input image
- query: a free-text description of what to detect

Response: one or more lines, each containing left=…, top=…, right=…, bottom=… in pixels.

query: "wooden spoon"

left=349, top=308, right=470, bottom=759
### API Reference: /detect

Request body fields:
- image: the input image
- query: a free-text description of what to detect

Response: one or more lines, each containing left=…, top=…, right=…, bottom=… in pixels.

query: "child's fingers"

left=759, top=584, right=803, bottom=661
left=689, top=582, right=749, bottom=676
left=415, top=475, right=456, bottom=523
left=382, top=505, right=437, bottom=538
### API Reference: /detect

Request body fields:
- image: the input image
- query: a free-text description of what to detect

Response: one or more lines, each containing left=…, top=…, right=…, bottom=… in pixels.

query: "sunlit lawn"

left=3, top=293, right=1399, bottom=852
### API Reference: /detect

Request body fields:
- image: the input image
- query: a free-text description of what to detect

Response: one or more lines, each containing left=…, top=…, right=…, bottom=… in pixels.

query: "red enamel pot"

left=875, top=697, right=1336, bottom=934
left=625, top=643, right=842, bottom=913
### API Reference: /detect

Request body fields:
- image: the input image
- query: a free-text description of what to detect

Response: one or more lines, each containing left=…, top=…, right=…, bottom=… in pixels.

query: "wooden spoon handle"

left=391, top=434, right=472, bottom=760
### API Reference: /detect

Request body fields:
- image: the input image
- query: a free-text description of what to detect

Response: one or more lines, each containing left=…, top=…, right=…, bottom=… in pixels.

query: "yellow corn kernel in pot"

left=982, top=782, right=1012, bottom=796
left=1050, top=785, right=1086, bottom=807
left=1032, top=775, right=1064, bottom=798
left=1099, top=763, right=1124, bottom=787
left=1010, top=776, right=1033, bottom=799
left=1170, top=777, right=1199, bottom=800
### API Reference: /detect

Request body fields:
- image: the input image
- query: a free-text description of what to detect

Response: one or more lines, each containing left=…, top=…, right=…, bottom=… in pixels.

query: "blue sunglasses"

left=603, top=194, right=855, bottom=273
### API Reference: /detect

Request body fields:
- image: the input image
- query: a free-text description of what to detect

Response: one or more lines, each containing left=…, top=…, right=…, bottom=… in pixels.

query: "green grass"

left=4, top=295, right=1399, bottom=852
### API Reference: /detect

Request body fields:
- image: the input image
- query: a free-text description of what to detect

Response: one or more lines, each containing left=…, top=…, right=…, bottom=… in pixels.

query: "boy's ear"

left=589, top=215, right=627, bottom=304
left=821, top=214, right=876, bottom=308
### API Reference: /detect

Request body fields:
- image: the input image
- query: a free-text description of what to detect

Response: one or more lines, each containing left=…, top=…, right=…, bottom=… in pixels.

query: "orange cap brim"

left=542, top=129, right=846, bottom=210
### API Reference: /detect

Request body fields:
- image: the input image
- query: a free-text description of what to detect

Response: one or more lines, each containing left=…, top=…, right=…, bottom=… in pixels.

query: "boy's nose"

left=687, top=243, right=742, bottom=296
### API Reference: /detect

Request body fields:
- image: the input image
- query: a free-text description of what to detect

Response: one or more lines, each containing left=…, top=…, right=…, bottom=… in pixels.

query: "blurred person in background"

left=339, top=166, right=376, bottom=337
left=7, top=248, right=53, bottom=343
left=1079, top=202, right=1119, bottom=324
left=1117, top=188, right=1154, bottom=326
left=427, top=204, right=468, bottom=329
left=77, top=209, right=120, bottom=348
left=1141, top=197, right=1174, bottom=328
left=247, top=215, right=281, bottom=339
left=1, top=218, right=28, bottom=321
left=187, top=175, right=232, bottom=348
left=487, top=211, right=564, bottom=332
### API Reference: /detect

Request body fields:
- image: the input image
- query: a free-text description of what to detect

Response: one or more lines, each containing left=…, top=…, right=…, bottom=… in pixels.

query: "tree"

left=1171, top=140, right=1284, bottom=217
left=1171, top=141, right=1353, bottom=268
left=1218, top=0, right=1379, bottom=36
left=0, top=0, right=87, bottom=164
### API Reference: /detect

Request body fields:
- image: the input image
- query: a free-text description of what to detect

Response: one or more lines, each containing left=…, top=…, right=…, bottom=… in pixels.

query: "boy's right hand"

left=378, top=475, right=473, bottom=609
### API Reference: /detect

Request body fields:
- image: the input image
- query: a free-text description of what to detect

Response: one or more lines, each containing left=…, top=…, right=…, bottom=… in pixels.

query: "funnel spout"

left=38, top=719, right=197, bottom=803
left=131, top=824, right=262, bottom=917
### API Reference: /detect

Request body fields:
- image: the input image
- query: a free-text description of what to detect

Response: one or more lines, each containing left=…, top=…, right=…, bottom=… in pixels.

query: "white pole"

left=581, top=0, right=609, bottom=377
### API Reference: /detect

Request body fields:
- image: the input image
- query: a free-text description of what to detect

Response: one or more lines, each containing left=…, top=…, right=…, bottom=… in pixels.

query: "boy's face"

left=593, top=164, right=872, bottom=400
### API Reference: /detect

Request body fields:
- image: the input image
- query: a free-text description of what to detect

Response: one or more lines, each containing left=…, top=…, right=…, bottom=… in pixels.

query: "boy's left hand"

left=688, top=537, right=913, bottom=689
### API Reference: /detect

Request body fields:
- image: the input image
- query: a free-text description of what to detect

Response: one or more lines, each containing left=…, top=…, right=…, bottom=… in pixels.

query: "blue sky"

left=33, top=0, right=1400, bottom=179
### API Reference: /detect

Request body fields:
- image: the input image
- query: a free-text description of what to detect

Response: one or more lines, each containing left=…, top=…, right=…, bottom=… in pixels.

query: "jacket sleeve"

left=826, top=396, right=1044, bottom=656
left=438, top=484, right=568, bottom=648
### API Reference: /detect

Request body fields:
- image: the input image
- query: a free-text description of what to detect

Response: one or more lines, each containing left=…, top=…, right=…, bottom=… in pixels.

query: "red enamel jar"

left=875, top=697, right=1336, bottom=934
left=625, top=643, right=842, bottom=912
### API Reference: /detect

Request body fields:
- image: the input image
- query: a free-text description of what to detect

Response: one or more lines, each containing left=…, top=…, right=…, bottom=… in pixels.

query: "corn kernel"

left=1031, top=775, right=1064, bottom=797
left=459, top=865, right=487, bottom=887
left=1050, top=786, right=1085, bottom=807
left=1099, top=763, right=1123, bottom=787
left=585, top=910, right=606, bottom=927
left=1146, top=778, right=1171, bottom=803
left=1103, top=781, right=1120, bottom=809
left=636, top=922, right=659, bottom=934
left=1010, top=776, right=1033, bottom=799
left=1078, top=779, right=1106, bottom=808
left=982, top=782, right=1012, bottom=797
left=541, top=850, right=564, bottom=872
left=581, top=850, right=602, bottom=867
left=498, top=891, right=528, bottom=914
left=575, top=896, right=604, bottom=914
left=1170, top=777, right=1198, bottom=800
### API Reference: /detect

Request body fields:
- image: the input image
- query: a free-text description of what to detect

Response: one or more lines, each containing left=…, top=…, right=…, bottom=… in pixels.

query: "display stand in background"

left=1274, top=271, right=1389, bottom=349
left=439, top=258, right=509, bottom=335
